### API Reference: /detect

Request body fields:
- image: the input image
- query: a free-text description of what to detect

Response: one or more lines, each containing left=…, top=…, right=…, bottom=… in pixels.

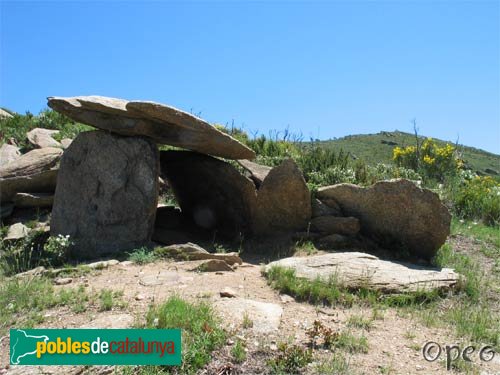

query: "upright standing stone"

left=51, top=131, right=159, bottom=258
left=252, top=158, right=312, bottom=235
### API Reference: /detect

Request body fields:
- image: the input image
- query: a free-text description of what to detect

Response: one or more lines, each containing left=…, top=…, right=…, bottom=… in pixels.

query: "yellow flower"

left=423, top=155, right=435, bottom=164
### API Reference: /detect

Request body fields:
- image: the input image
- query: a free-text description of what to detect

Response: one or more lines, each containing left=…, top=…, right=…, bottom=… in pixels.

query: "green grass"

left=334, top=331, right=369, bottom=354
left=128, top=247, right=157, bottom=265
left=313, top=353, right=352, bottom=375
left=451, top=218, right=500, bottom=248
left=0, top=277, right=90, bottom=335
left=347, top=314, right=373, bottom=330
left=98, top=289, right=125, bottom=311
left=231, top=340, right=246, bottom=363
left=144, top=296, right=226, bottom=374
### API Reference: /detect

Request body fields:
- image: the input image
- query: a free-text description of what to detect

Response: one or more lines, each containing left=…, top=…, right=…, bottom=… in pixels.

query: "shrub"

left=267, top=342, right=313, bottom=374
left=448, top=174, right=500, bottom=226
left=393, top=138, right=460, bottom=182
left=43, top=234, right=74, bottom=267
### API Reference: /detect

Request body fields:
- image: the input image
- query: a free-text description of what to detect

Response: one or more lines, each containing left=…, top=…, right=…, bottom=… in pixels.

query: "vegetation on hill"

left=316, top=130, right=500, bottom=178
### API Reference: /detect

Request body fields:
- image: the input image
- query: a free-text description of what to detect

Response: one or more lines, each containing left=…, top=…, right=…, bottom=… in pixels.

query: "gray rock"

left=156, top=242, right=242, bottom=265
left=54, top=277, right=72, bottom=285
left=160, top=151, right=257, bottom=237
left=60, top=138, right=73, bottom=149
left=317, top=179, right=451, bottom=260
left=50, top=131, right=159, bottom=259
left=13, top=192, right=54, bottom=208
left=0, top=147, right=62, bottom=203
left=311, top=198, right=342, bottom=217
left=310, top=216, right=360, bottom=235
left=4, top=222, right=29, bottom=241
left=253, top=158, right=311, bottom=235
left=0, top=143, right=21, bottom=165
left=26, top=128, right=61, bottom=148
left=265, top=252, right=460, bottom=293
left=237, top=159, right=272, bottom=187
left=195, top=259, right=234, bottom=272
left=47, top=96, right=255, bottom=160
left=87, top=259, right=120, bottom=269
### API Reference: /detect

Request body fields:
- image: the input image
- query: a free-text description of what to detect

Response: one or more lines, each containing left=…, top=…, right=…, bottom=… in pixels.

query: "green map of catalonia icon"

left=10, top=329, right=50, bottom=365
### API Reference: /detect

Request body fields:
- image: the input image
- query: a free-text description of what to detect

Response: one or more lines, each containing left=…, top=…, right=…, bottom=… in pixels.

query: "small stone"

left=196, top=259, right=234, bottom=272
left=280, top=294, right=295, bottom=303
left=135, top=294, right=146, bottom=301
left=269, top=343, right=278, bottom=351
left=27, top=128, right=61, bottom=148
left=54, top=277, right=72, bottom=285
left=4, top=222, right=29, bottom=241
left=416, top=365, right=424, bottom=371
left=226, top=339, right=235, bottom=346
left=220, top=287, right=238, bottom=298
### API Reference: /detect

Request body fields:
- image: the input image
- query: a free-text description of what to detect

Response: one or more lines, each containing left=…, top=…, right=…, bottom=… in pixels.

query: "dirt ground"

left=1, top=237, right=499, bottom=375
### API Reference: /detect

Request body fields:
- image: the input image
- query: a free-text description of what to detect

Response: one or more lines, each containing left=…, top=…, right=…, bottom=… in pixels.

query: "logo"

left=10, top=329, right=181, bottom=365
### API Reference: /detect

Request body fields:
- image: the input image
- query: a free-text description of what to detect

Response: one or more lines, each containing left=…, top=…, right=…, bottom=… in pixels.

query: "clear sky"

left=1, top=1, right=499, bottom=153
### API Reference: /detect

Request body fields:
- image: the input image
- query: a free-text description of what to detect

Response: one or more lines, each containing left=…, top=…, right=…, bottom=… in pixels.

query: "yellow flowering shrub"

left=393, top=138, right=460, bottom=181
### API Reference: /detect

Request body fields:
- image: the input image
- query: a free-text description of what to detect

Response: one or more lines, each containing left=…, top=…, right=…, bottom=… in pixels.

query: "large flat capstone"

left=47, top=96, right=255, bottom=160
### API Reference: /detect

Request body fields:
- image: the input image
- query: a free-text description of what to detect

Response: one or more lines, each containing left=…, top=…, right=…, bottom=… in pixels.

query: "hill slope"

left=317, top=131, right=500, bottom=177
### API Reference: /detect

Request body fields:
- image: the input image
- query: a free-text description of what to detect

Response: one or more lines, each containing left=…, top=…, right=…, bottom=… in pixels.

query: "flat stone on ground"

left=266, top=252, right=460, bottom=293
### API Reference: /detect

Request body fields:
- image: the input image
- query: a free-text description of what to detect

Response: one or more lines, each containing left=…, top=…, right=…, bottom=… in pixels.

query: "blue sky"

left=1, top=1, right=499, bottom=153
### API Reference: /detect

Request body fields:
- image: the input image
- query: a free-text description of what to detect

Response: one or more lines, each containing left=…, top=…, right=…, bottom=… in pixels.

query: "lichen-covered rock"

left=252, top=158, right=311, bottom=235
left=317, top=179, right=451, bottom=260
left=51, top=131, right=159, bottom=258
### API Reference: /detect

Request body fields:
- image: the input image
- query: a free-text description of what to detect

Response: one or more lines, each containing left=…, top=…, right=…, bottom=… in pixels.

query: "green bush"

left=448, top=174, right=500, bottom=226
left=0, top=109, right=92, bottom=150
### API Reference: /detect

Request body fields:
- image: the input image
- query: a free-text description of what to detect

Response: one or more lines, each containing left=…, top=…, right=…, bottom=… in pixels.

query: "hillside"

left=317, top=130, right=500, bottom=177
